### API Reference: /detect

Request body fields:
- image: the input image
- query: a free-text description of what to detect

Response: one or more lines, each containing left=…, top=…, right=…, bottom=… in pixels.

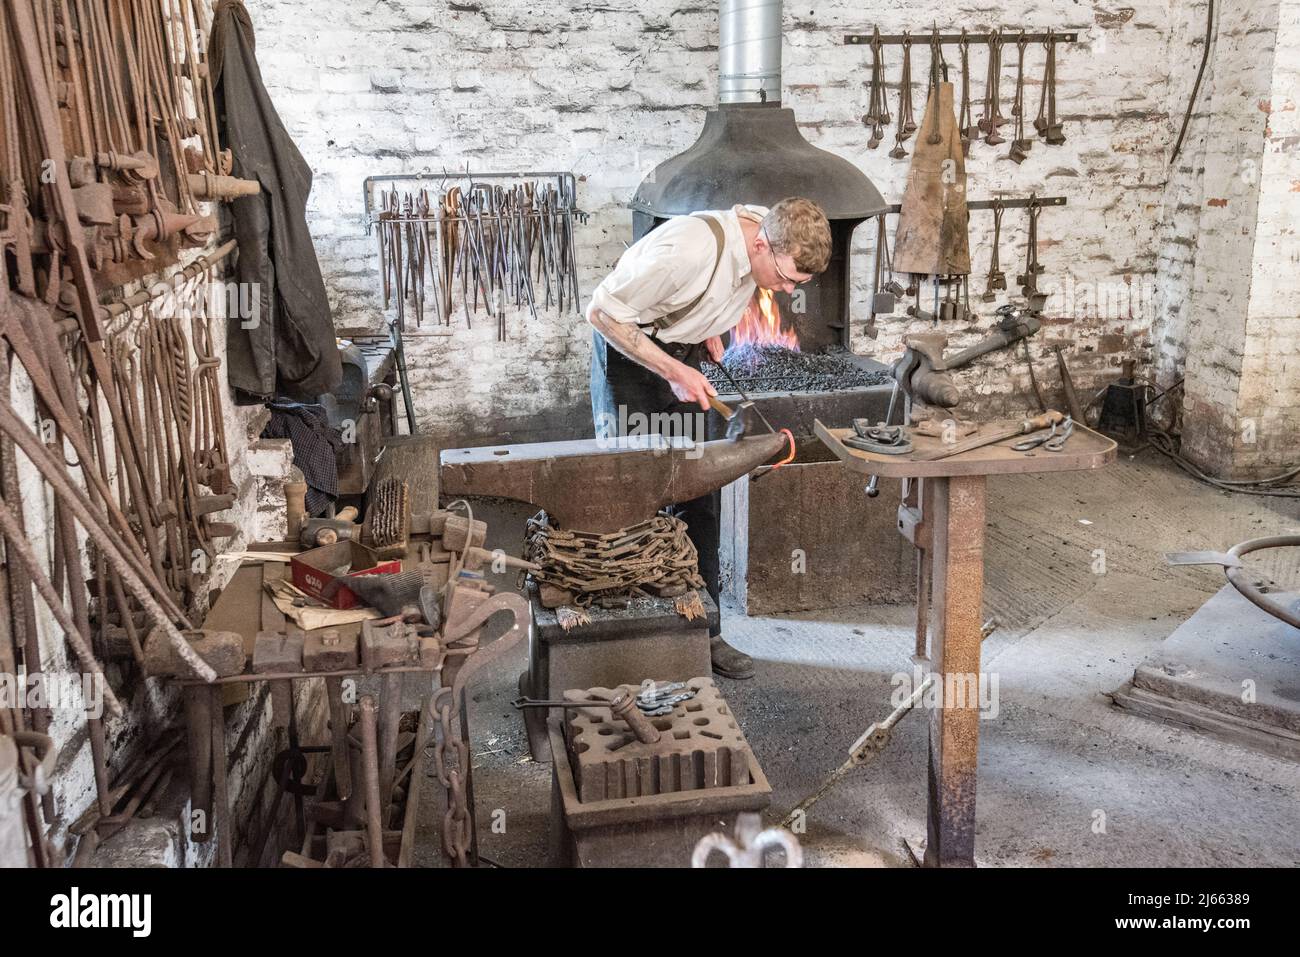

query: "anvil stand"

left=815, top=417, right=1116, bottom=867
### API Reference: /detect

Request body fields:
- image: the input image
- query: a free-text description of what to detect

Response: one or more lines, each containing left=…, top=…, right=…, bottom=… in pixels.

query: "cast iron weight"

left=939, top=276, right=957, bottom=321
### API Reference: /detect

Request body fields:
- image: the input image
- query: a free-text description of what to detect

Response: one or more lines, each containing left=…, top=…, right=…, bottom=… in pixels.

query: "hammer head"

left=726, top=401, right=754, bottom=440
left=708, top=395, right=750, bottom=440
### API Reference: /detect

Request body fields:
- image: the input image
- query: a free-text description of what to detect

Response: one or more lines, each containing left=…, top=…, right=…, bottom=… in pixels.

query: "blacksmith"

left=587, top=197, right=832, bottom=679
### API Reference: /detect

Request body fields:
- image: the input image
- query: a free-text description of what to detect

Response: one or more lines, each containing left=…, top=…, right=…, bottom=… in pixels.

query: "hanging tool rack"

left=866, top=195, right=1067, bottom=330
left=849, top=26, right=1079, bottom=163
left=846, top=30, right=1079, bottom=44
left=363, top=170, right=589, bottom=335
left=361, top=170, right=587, bottom=436
left=883, top=196, right=1067, bottom=214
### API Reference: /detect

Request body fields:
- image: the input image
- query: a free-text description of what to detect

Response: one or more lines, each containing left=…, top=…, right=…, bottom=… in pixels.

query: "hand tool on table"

left=916, top=409, right=1065, bottom=462
left=1011, top=414, right=1074, bottom=451
left=847, top=421, right=912, bottom=456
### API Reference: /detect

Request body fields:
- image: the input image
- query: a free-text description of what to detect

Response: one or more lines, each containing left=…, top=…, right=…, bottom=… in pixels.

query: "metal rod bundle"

left=0, top=0, right=252, bottom=297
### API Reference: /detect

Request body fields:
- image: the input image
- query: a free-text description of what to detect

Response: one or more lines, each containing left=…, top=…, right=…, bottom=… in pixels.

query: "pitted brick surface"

left=563, top=677, right=753, bottom=802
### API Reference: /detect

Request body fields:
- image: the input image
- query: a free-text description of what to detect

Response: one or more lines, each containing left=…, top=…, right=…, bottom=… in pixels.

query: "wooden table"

left=815, top=418, right=1116, bottom=866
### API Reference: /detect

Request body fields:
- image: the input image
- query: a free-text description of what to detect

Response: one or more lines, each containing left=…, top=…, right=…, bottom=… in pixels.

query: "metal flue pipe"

left=719, top=0, right=783, bottom=104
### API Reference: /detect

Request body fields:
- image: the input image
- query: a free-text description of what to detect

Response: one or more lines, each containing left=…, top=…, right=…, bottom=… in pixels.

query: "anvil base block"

left=547, top=717, right=771, bottom=868
left=519, top=585, right=716, bottom=762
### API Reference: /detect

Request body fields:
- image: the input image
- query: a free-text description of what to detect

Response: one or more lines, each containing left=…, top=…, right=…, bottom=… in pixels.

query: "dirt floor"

left=413, top=450, right=1300, bottom=868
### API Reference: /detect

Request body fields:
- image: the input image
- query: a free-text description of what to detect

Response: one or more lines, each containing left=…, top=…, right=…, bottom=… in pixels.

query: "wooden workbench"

left=815, top=418, right=1116, bottom=866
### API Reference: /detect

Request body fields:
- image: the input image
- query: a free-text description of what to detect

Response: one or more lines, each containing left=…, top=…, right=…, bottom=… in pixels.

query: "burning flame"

left=728, top=289, right=799, bottom=353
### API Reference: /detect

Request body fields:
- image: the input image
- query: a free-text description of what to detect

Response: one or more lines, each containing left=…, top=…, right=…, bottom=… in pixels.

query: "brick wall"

left=1167, top=0, right=1300, bottom=478
left=240, top=0, right=1193, bottom=441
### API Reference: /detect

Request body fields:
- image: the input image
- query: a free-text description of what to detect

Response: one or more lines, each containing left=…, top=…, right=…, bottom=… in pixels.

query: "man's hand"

left=665, top=360, right=717, bottom=411
left=705, top=336, right=725, bottom=364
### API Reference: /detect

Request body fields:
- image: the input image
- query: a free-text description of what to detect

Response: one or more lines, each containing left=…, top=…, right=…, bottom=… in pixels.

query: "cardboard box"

left=290, top=541, right=401, bottom=610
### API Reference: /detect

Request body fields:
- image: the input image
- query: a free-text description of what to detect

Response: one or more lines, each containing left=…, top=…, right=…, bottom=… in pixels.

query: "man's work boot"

left=710, top=637, right=755, bottom=680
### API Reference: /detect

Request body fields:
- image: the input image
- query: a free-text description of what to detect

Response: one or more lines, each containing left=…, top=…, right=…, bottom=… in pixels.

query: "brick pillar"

left=1180, top=0, right=1300, bottom=479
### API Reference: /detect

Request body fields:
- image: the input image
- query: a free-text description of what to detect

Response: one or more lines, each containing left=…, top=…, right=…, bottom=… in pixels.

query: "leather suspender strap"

left=649, top=213, right=727, bottom=331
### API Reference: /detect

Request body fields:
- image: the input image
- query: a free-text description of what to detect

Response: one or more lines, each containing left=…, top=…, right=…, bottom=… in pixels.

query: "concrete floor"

left=415, top=451, right=1300, bottom=867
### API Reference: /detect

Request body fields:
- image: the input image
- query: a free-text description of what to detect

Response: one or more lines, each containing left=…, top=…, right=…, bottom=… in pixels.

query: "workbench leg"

left=183, top=685, right=212, bottom=845
left=923, top=475, right=986, bottom=868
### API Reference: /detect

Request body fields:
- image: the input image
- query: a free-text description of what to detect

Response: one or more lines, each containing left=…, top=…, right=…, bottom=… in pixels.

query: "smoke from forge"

left=704, top=345, right=891, bottom=395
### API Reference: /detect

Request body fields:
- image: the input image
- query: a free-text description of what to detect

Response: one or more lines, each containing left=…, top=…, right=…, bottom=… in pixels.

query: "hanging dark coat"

left=209, top=0, right=341, bottom=402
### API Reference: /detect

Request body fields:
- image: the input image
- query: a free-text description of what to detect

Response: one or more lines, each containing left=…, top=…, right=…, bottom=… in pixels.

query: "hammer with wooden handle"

left=709, top=395, right=752, bottom=441
left=916, top=410, right=1065, bottom=462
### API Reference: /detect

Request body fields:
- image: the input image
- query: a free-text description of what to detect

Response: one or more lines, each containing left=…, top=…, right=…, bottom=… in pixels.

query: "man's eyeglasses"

left=764, top=230, right=813, bottom=286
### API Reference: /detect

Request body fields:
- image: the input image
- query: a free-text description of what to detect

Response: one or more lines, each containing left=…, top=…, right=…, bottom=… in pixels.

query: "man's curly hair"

left=761, top=197, right=832, bottom=275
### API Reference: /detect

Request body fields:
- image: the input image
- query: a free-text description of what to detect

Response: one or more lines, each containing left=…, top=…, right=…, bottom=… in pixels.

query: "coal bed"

left=704, top=345, right=892, bottom=395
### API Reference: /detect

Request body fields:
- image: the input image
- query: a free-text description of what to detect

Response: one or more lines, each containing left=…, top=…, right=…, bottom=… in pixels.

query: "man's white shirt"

left=588, top=204, right=767, bottom=344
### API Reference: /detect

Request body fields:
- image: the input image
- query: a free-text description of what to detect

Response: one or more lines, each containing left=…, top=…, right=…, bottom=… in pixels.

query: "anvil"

left=439, top=433, right=787, bottom=532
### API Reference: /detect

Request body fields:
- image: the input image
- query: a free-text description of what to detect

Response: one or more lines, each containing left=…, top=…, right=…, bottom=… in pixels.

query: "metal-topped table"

left=815, top=418, right=1116, bottom=866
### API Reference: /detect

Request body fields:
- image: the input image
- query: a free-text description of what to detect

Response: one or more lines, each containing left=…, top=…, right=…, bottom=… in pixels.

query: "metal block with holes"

left=521, top=583, right=714, bottom=762
left=548, top=677, right=770, bottom=867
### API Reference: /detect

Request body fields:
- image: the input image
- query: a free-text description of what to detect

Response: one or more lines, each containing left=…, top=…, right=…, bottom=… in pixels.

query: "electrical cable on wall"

left=1169, top=0, right=1216, bottom=165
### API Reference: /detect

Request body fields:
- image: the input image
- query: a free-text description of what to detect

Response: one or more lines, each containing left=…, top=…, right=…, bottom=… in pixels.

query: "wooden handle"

left=1022, top=410, right=1064, bottom=432
left=708, top=395, right=734, bottom=419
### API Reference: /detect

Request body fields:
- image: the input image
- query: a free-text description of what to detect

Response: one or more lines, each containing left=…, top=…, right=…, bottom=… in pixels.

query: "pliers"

left=1012, top=415, right=1074, bottom=452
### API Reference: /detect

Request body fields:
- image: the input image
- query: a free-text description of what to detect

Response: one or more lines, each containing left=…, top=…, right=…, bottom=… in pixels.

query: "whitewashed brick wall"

left=242, top=0, right=1197, bottom=440
left=1165, top=0, right=1300, bottom=477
